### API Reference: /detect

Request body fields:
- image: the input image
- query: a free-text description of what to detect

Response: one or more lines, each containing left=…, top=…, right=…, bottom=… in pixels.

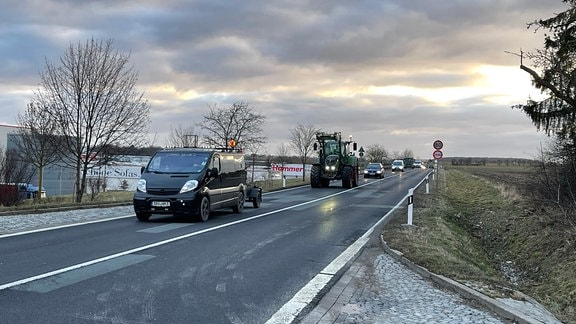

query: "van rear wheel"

left=252, top=191, right=262, bottom=208
left=232, top=191, right=245, bottom=213
left=197, top=196, right=210, bottom=222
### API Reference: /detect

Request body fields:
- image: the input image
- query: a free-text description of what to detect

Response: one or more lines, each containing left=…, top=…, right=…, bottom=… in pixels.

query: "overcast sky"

left=0, top=0, right=568, bottom=159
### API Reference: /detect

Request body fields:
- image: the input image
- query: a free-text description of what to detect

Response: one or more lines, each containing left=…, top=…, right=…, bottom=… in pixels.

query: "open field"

left=382, top=164, right=575, bottom=323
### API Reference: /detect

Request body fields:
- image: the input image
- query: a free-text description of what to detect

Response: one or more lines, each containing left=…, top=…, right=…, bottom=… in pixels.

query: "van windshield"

left=147, top=152, right=210, bottom=173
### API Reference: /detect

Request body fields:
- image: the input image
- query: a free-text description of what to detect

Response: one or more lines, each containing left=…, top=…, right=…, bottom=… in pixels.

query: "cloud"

left=0, top=0, right=567, bottom=159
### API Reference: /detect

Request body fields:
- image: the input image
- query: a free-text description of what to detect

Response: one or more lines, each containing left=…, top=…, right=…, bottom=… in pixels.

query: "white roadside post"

left=425, top=175, right=430, bottom=194
left=282, top=175, right=286, bottom=188
left=407, top=188, right=414, bottom=225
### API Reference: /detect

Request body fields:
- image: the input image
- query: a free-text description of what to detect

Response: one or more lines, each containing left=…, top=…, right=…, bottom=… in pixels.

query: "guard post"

left=407, top=188, right=414, bottom=225
left=425, top=175, right=430, bottom=194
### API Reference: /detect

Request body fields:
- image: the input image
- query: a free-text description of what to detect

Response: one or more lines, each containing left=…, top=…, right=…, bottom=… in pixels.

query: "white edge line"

left=265, top=199, right=407, bottom=324
left=265, top=172, right=432, bottom=324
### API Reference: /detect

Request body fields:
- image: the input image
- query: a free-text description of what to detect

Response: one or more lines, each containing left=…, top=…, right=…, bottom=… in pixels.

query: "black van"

left=133, top=147, right=255, bottom=222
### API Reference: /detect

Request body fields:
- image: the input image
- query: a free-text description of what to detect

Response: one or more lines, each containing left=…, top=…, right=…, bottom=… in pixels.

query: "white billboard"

left=86, top=163, right=141, bottom=191
left=270, top=164, right=311, bottom=177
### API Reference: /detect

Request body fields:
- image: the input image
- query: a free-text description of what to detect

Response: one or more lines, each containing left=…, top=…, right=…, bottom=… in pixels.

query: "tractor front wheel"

left=311, top=165, right=321, bottom=188
left=342, top=166, right=353, bottom=189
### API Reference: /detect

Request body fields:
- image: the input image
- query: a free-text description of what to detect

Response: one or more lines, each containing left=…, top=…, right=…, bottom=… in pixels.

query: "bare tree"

left=243, top=142, right=266, bottom=183
left=365, top=144, right=389, bottom=164
left=401, top=149, right=414, bottom=158
left=198, top=101, right=266, bottom=149
left=0, top=148, right=35, bottom=185
left=275, top=143, right=290, bottom=179
left=167, top=124, right=198, bottom=147
left=14, top=103, right=61, bottom=200
left=289, top=123, right=319, bottom=180
left=35, top=38, right=151, bottom=202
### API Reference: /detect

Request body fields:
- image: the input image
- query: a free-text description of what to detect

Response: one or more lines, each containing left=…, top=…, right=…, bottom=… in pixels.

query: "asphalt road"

left=0, top=169, right=430, bottom=323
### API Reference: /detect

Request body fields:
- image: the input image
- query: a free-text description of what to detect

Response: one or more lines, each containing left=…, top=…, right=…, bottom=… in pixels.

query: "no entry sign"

left=433, top=150, right=443, bottom=160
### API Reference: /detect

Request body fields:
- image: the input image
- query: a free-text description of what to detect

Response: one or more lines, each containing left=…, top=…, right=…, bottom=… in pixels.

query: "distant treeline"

left=449, top=157, right=535, bottom=166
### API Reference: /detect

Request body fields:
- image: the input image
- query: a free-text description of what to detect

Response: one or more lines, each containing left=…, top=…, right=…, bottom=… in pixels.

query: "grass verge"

left=382, top=165, right=575, bottom=323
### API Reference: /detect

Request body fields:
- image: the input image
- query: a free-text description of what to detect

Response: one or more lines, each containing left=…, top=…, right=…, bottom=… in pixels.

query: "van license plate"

left=151, top=201, right=170, bottom=207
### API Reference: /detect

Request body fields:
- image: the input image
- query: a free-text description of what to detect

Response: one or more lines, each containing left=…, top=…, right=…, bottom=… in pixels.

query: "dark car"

left=363, top=162, right=385, bottom=178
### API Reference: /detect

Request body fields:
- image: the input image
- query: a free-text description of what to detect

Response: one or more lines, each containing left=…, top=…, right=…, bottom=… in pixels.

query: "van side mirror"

left=313, top=143, right=318, bottom=151
left=353, top=143, right=357, bottom=151
left=140, top=166, right=145, bottom=174
left=210, top=167, right=219, bottom=177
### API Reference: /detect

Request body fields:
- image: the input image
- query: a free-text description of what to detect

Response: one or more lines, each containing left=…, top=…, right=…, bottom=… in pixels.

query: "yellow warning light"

left=229, top=139, right=236, bottom=148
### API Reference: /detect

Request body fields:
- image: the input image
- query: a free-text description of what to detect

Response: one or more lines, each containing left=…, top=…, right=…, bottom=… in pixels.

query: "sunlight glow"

left=366, top=65, right=548, bottom=106
left=146, top=84, right=201, bottom=101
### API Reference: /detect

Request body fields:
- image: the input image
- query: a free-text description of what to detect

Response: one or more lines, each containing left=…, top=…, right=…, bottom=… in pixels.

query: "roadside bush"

left=529, top=139, right=576, bottom=226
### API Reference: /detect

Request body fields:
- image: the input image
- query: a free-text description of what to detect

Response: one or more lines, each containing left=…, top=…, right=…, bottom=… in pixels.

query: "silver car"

left=391, top=160, right=405, bottom=172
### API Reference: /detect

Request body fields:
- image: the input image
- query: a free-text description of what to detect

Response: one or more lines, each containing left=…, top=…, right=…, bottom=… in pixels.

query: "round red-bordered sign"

left=433, top=150, right=443, bottom=160
left=433, top=140, right=443, bottom=150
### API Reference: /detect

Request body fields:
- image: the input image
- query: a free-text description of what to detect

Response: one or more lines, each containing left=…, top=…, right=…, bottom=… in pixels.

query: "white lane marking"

left=12, top=254, right=155, bottom=293
left=137, top=223, right=194, bottom=233
left=0, top=185, right=368, bottom=291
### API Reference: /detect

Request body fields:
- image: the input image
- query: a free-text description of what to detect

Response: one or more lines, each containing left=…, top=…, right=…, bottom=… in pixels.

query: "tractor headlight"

left=180, top=180, right=199, bottom=193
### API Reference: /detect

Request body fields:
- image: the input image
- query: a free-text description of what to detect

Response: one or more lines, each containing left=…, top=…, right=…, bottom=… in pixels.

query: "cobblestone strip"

left=0, top=205, right=134, bottom=235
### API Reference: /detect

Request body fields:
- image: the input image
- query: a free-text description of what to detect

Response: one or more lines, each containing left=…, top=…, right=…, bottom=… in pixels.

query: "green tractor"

left=310, top=132, right=359, bottom=188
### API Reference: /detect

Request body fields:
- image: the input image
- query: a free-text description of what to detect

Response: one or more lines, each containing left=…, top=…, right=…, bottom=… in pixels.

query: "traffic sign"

left=433, top=140, right=443, bottom=150
left=433, top=150, right=443, bottom=160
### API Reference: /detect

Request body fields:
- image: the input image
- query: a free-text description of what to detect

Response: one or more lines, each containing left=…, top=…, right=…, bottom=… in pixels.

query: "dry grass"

left=382, top=164, right=576, bottom=323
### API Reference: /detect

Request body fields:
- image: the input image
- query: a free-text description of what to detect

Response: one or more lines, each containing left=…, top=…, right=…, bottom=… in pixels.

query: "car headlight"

left=137, top=179, right=146, bottom=193
left=180, top=180, right=199, bottom=193
left=363, top=170, right=368, bottom=174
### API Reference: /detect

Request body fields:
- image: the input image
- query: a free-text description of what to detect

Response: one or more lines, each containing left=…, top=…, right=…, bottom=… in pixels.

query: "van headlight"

left=180, top=180, right=199, bottom=193
left=137, top=179, right=147, bottom=192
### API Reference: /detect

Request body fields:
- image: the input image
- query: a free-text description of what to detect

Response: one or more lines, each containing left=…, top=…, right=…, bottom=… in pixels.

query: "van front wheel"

left=232, top=191, right=245, bottom=213
left=136, top=212, right=150, bottom=222
left=197, top=196, right=210, bottom=222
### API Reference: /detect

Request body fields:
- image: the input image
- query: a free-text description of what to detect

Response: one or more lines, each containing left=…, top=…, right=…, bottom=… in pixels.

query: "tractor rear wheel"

left=352, top=165, right=359, bottom=187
